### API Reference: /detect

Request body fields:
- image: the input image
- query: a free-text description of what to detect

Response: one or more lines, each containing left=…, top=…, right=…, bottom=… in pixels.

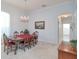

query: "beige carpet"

left=1, top=41, right=58, bottom=59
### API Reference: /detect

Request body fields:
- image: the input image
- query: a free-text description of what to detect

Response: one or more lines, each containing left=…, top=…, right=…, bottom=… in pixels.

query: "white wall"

left=1, top=2, right=29, bottom=35
left=1, top=1, right=76, bottom=44
left=28, top=2, right=76, bottom=44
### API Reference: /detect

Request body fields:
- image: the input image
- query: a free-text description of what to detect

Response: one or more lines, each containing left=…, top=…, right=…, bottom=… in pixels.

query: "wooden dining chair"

left=20, top=31, right=24, bottom=34
left=18, top=39, right=26, bottom=51
left=24, top=38, right=30, bottom=49
left=28, top=36, right=35, bottom=47
left=13, top=31, right=19, bottom=38
left=18, top=31, right=25, bottom=51
left=3, top=33, right=17, bottom=55
left=34, top=35, right=38, bottom=44
left=32, top=31, right=39, bottom=45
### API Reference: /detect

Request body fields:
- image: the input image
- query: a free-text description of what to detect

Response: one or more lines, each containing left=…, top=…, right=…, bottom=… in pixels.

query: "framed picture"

left=35, top=21, right=45, bottom=29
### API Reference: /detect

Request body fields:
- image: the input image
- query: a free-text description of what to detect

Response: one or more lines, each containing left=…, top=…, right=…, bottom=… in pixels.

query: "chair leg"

left=35, top=39, right=38, bottom=44
left=29, top=42, right=31, bottom=48
left=14, top=45, right=17, bottom=55
left=11, top=46, right=12, bottom=51
left=23, top=46, right=25, bottom=51
left=22, top=44, right=25, bottom=51
left=26, top=44, right=30, bottom=49
left=4, top=46, right=6, bottom=52
left=7, top=47, right=9, bottom=55
left=32, top=40, right=35, bottom=46
left=22, top=44, right=26, bottom=51
left=33, top=41, right=35, bottom=46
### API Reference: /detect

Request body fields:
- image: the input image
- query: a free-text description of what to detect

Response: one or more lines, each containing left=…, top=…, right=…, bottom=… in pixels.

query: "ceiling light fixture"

left=20, top=0, right=29, bottom=22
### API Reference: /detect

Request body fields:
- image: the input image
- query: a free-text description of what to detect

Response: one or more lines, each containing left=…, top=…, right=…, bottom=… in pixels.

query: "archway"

left=58, top=13, right=72, bottom=44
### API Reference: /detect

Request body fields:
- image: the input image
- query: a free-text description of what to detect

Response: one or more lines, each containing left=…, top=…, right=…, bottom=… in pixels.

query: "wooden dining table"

left=9, top=34, right=33, bottom=52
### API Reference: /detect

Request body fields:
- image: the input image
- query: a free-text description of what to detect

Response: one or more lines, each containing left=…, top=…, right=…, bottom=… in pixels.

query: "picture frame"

left=35, top=21, right=45, bottom=29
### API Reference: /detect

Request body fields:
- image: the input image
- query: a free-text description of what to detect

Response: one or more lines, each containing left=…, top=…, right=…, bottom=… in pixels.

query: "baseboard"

left=38, top=40, right=58, bottom=45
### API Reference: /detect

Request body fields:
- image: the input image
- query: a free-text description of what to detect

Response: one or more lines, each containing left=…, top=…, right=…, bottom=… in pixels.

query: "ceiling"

left=2, top=0, right=73, bottom=11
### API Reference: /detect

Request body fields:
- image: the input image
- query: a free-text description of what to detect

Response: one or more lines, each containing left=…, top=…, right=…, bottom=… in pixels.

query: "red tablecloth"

left=16, top=34, right=33, bottom=40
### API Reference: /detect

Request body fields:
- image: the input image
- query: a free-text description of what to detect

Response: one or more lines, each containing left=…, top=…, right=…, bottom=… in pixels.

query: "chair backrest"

left=13, top=31, right=19, bottom=38
left=3, top=33, right=9, bottom=45
left=20, top=31, right=24, bottom=35
left=32, top=31, right=39, bottom=39
left=32, top=31, right=39, bottom=36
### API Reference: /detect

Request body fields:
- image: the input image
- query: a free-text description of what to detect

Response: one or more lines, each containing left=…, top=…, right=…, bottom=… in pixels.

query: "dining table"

left=9, top=34, right=33, bottom=53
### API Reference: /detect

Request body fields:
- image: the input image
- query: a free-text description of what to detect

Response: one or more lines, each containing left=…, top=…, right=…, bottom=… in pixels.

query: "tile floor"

left=1, top=41, right=58, bottom=59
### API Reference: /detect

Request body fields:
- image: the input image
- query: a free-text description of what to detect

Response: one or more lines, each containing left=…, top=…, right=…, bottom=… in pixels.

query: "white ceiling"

left=2, top=0, right=73, bottom=11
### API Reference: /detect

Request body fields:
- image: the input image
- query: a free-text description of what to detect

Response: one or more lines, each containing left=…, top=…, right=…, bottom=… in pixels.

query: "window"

left=63, top=24, right=70, bottom=42
left=0, top=11, right=10, bottom=37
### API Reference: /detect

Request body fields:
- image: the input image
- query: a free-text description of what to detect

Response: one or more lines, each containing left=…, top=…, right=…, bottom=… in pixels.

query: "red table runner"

left=16, top=34, right=33, bottom=40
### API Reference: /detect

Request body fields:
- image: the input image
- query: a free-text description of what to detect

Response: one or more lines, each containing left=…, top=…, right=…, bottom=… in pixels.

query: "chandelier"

left=20, top=0, right=29, bottom=22
left=20, top=16, right=29, bottom=22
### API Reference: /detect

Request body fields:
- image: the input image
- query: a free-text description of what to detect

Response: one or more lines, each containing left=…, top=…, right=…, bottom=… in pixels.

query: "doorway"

left=58, top=13, right=72, bottom=44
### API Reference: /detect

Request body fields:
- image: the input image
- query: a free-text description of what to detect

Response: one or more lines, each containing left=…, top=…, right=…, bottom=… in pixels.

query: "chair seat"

left=9, top=41, right=15, bottom=45
left=8, top=39, right=15, bottom=44
left=4, top=41, right=15, bottom=47
left=20, top=41, right=24, bottom=44
left=3, top=33, right=17, bottom=55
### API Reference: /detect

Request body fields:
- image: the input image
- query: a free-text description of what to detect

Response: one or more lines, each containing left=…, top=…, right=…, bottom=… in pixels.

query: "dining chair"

left=15, top=34, right=27, bottom=51
left=24, top=38, right=30, bottom=49
left=20, top=31, right=24, bottom=34
left=3, top=33, right=17, bottom=55
left=32, top=31, right=39, bottom=45
left=29, top=38, right=35, bottom=48
left=18, top=34, right=32, bottom=49
left=19, top=31, right=24, bottom=50
left=34, top=35, right=38, bottom=44
left=18, top=39, right=26, bottom=51
left=13, top=31, right=19, bottom=38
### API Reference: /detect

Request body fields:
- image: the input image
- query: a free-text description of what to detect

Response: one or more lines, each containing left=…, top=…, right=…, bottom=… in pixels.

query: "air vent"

left=41, top=4, right=47, bottom=7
